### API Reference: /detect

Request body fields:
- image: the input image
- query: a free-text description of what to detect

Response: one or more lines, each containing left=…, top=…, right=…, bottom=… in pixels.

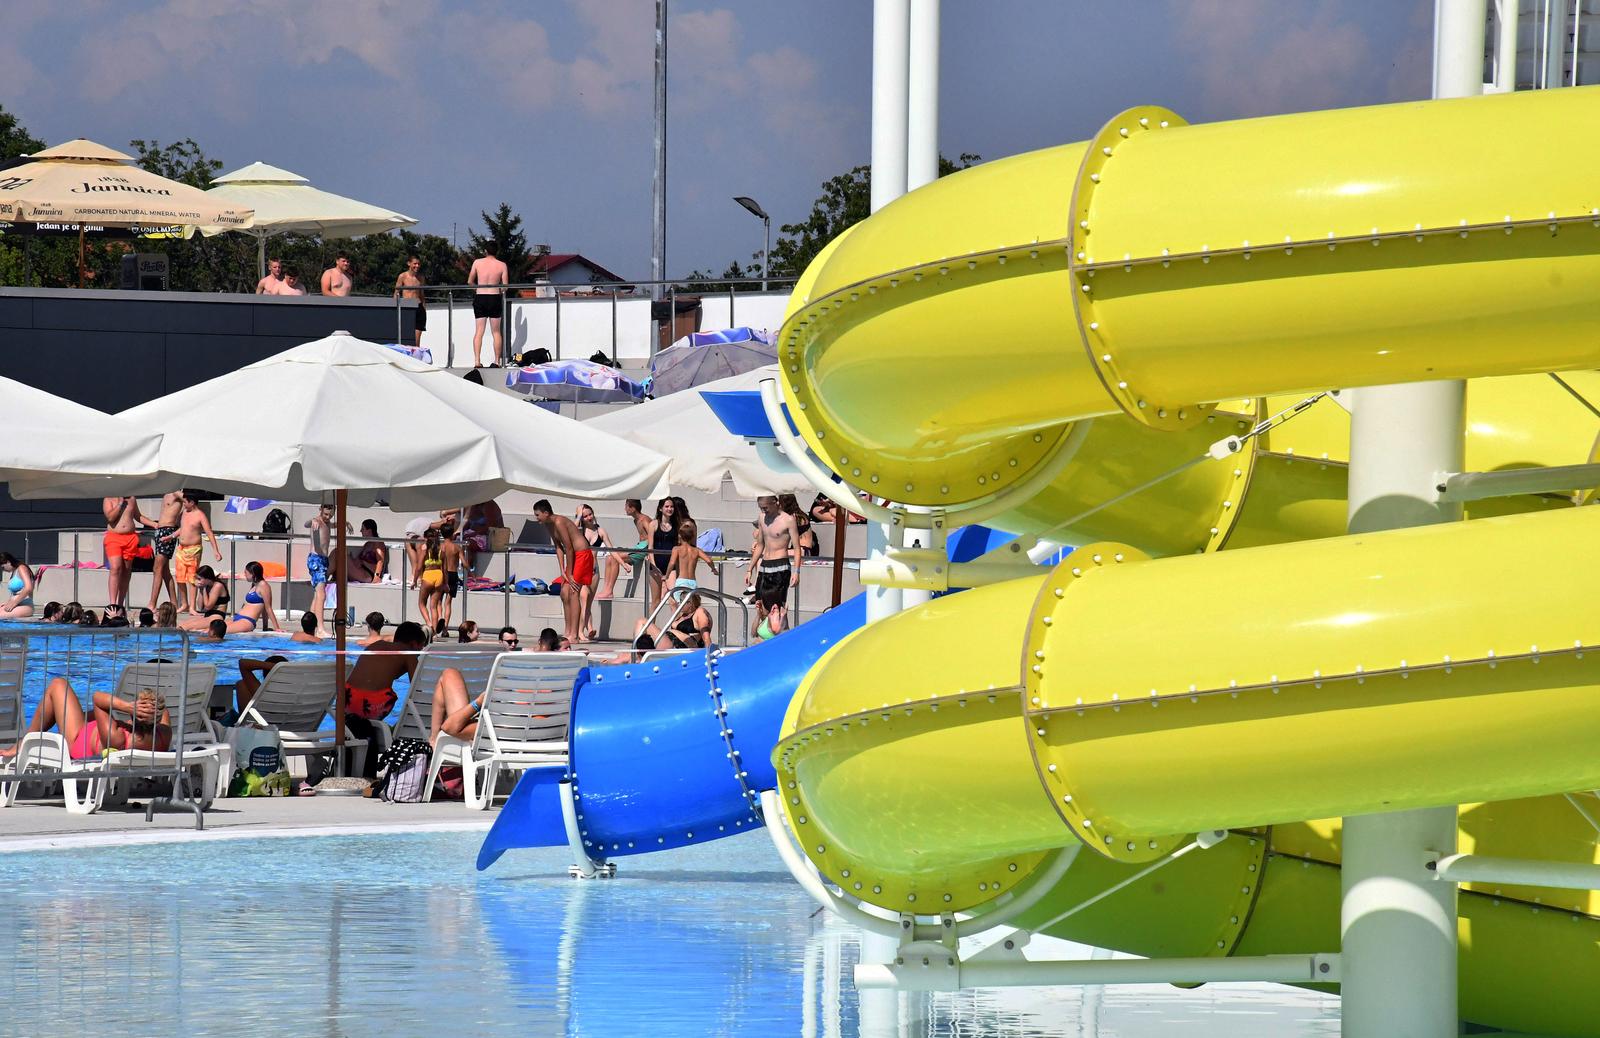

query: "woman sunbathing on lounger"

left=0, top=678, right=169, bottom=760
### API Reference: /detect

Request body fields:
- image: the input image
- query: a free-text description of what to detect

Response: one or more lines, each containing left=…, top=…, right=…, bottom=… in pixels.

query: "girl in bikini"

left=0, top=553, right=35, bottom=618
left=178, top=566, right=230, bottom=631
left=416, top=528, right=447, bottom=634
left=225, top=561, right=280, bottom=634
left=659, top=592, right=713, bottom=650
left=0, top=679, right=169, bottom=761
left=574, top=504, right=614, bottom=641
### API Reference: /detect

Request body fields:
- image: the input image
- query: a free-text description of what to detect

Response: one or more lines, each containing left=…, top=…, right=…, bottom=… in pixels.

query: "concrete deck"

left=0, top=796, right=493, bottom=851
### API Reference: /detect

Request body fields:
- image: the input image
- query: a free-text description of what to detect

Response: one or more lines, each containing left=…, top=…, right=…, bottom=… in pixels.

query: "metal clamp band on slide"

left=704, top=646, right=764, bottom=823
left=759, top=378, right=1093, bottom=531
left=1067, top=105, right=1211, bottom=432
left=759, top=789, right=1083, bottom=940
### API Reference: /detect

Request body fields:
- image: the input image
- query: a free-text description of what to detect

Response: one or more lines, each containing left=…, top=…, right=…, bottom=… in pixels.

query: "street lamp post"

left=733, top=195, right=770, bottom=291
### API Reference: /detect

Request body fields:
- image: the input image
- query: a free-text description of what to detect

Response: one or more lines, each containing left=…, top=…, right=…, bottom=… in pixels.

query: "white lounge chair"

left=425, top=651, right=588, bottom=810
left=236, top=661, right=367, bottom=778
left=0, top=636, right=25, bottom=752
left=380, top=642, right=505, bottom=751
left=65, top=662, right=225, bottom=814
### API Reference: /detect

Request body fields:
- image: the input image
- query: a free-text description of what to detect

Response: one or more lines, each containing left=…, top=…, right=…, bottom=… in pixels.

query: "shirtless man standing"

left=146, top=490, right=183, bottom=613
left=342, top=620, right=427, bottom=777
left=102, top=496, right=144, bottom=609
left=746, top=495, right=802, bottom=608
left=394, top=255, right=427, bottom=349
left=467, top=241, right=509, bottom=367
left=533, top=499, right=592, bottom=645
left=255, top=258, right=286, bottom=295
left=320, top=254, right=353, bottom=297
left=174, top=493, right=221, bottom=615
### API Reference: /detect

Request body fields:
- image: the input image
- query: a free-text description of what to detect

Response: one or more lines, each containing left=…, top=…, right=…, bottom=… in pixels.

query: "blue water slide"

left=477, top=595, right=866, bottom=870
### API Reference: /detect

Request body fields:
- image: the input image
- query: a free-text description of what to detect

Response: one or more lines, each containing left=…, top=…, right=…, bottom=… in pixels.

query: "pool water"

left=0, top=829, right=1346, bottom=1037
left=0, top=621, right=409, bottom=729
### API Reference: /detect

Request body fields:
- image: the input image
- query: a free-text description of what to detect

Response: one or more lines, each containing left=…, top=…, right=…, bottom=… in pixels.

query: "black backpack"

left=261, top=508, right=290, bottom=535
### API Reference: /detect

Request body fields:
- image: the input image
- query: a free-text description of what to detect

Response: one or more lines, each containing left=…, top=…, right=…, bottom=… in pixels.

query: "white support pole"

left=870, top=0, right=910, bottom=214
left=1494, top=0, right=1521, bottom=91
left=1338, top=14, right=1480, bottom=1036
left=906, top=0, right=940, bottom=192
left=864, top=520, right=904, bottom=623
left=866, top=0, right=911, bottom=623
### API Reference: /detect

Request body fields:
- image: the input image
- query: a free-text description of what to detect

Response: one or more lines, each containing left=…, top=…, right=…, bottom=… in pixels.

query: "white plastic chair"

left=425, top=651, right=587, bottom=809
left=380, top=643, right=505, bottom=751
left=66, top=662, right=225, bottom=814
left=236, top=661, right=366, bottom=778
left=0, top=636, right=26, bottom=800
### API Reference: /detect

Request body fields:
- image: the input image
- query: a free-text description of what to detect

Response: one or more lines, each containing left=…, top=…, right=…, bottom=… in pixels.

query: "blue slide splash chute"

left=477, top=595, right=865, bottom=870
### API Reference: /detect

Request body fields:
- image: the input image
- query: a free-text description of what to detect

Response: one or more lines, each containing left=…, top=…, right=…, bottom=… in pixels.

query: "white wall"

left=419, top=291, right=790, bottom=366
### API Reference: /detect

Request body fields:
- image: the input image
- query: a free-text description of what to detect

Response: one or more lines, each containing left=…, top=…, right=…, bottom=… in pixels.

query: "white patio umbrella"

left=0, top=375, right=162, bottom=482
left=10, top=333, right=672, bottom=771
left=583, top=365, right=814, bottom=497
left=10, top=333, right=671, bottom=508
left=0, top=139, right=254, bottom=284
left=207, top=162, right=416, bottom=278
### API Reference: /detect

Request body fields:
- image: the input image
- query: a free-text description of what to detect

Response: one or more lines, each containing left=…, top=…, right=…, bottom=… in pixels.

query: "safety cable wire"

left=1027, top=392, right=1331, bottom=547
left=1549, top=373, right=1600, bottom=421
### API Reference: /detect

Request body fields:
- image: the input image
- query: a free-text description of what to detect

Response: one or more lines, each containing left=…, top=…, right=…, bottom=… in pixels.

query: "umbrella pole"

left=831, top=507, right=846, bottom=608
left=77, top=225, right=86, bottom=289
left=334, top=489, right=349, bottom=778
left=257, top=234, right=265, bottom=281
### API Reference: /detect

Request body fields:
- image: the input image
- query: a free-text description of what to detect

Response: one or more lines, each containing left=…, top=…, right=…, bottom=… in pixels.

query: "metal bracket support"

left=1437, top=462, right=1600, bottom=502
left=559, top=779, right=616, bottom=880
left=1425, top=852, right=1600, bottom=891
left=855, top=951, right=1341, bottom=992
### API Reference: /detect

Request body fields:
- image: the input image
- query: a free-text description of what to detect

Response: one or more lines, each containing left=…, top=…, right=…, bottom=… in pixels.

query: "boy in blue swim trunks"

left=304, top=504, right=337, bottom=638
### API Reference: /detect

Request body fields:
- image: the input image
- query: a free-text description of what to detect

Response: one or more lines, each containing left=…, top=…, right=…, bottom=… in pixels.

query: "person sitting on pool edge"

left=0, top=678, right=168, bottom=761
left=360, top=611, right=386, bottom=646
left=343, top=620, right=427, bottom=777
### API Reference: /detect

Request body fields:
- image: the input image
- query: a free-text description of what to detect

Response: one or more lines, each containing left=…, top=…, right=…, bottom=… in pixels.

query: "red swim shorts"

left=570, top=548, right=595, bottom=586
left=104, top=529, right=140, bottom=562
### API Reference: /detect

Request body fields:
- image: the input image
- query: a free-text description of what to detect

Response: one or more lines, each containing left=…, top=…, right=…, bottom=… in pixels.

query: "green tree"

left=766, top=153, right=980, bottom=280
left=129, top=138, right=221, bottom=189
left=121, top=137, right=254, bottom=291
left=466, top=202, right=538, bottom=282
left=0, top=103, right=43, bottom=161
left=0, top=105, right=71, bottom=287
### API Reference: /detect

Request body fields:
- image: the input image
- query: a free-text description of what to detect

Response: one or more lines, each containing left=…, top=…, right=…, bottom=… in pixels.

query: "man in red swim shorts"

left=102, top=496, right=146, bottom=610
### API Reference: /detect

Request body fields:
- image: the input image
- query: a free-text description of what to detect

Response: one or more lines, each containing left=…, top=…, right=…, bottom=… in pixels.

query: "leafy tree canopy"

left=766, top=153, right=979, bottom=280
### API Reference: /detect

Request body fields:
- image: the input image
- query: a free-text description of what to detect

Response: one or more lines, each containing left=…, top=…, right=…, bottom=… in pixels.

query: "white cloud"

left=1172, top=0, right=1392, bottom=118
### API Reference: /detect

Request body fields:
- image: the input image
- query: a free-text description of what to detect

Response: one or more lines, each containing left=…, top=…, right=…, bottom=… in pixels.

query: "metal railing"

left=386, top=276, right=797, bottom=368
left=0, top=626, right=205, bottom=828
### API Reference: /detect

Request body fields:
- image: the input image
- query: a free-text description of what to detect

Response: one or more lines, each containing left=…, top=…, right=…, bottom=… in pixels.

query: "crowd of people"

left=254, top=242, right=511, bottom=363
left=9, top=488, right=846, bottom=656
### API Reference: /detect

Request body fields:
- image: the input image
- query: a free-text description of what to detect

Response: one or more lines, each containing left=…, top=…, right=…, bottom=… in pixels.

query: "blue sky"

left=1, top=1, right=1433, bottom=278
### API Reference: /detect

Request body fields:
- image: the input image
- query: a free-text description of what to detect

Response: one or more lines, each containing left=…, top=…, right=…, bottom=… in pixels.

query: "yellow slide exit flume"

left=774, top=508, right=1600, bottom=1033
left=777, top=86, right=1600, bottom=514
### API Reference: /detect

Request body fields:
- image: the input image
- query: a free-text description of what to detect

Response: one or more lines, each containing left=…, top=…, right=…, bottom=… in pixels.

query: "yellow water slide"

left=778, top=86, right=1600, bottom=521
left=772, top=86, right=1600, bottom=1034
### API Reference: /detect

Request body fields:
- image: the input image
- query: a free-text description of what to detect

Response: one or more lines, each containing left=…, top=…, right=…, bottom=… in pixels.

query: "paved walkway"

left=0, top=796, right=493, bottom=852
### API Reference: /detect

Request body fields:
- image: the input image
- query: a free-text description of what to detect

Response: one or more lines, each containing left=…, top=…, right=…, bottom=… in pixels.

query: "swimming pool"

left=0, top=829, right=1346, bottom=1037
left=0, top=621, right=409, bottom=729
